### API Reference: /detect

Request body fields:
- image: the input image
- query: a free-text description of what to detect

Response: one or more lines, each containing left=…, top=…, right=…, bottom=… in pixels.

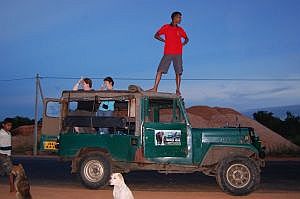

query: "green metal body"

left=40, top=89, right=264, bottom=170
left=191, top=128, right=259, bottom=164
left=41, top=126, right=261, bottom=165
left=58, top=133, right=140, bottom=161
left=143, top=122, right=187, bottom=158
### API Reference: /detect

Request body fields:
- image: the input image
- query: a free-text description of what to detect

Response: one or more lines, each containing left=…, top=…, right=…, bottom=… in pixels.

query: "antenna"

left=235, top=115, right=240, bottom=128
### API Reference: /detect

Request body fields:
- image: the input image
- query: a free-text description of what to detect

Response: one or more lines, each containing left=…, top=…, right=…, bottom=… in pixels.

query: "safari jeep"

left=40, top=85, right=265, bottom=195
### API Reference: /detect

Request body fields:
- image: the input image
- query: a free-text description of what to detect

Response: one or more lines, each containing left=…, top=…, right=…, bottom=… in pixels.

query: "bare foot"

left=176, top=89, right=181, bottom=96
left=147, top=88, right=157, bottom=92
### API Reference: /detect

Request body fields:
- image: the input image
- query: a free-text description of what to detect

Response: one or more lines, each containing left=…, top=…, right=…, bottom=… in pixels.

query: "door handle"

left=145, top=127, right=156, bottom=131
left=131, top=138, right=138, bottom=146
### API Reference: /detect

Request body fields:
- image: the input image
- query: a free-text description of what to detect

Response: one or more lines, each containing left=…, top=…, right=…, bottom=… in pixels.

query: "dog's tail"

left=24, top=193, right=32, bottom=199
left=18, top=179, right=32, bottom=199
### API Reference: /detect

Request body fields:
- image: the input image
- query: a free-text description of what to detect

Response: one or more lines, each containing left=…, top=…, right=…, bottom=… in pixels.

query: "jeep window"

left=62, top=97, right=136, bottom=135
left=146, top=98, right=185, bottom=123
left=46, top=101, right=60, bottom=118
left=68, top=101, right=78, bottom=112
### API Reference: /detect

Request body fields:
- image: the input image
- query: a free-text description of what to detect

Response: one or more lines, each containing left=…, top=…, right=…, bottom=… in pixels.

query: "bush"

left=253, top=111, right=300, bottom=146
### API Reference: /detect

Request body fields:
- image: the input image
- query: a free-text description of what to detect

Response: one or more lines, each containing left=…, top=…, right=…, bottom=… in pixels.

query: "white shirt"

left=0, top=128, right=11, bottom=156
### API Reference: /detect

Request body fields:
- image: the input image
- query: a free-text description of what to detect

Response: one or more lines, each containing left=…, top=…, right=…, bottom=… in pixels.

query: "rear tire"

left=216, top=156, right=260, bottom=195
left=79, top=154, right=111, bottom=189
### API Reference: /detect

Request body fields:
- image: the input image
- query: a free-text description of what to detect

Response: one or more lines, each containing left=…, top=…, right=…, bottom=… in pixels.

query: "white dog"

left=110, top=173, right=134, bottom=199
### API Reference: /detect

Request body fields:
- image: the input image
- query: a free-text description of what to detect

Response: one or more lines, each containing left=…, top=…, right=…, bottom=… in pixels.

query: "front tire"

left=79, top=154, right=111, bottom=189
left=216, top=156, right=260, bottom=195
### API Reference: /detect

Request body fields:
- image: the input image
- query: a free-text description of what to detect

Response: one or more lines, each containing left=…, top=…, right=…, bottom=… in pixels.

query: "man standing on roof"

left=149, top=11, right=189, bottom=96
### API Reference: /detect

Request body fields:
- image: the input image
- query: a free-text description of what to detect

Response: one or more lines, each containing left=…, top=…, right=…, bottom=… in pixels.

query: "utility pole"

left=33, top=74, right=39, bottom=155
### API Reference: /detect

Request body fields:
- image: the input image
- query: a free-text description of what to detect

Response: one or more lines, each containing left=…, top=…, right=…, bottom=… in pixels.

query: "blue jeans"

left=97, top=110, right=113, bottom=134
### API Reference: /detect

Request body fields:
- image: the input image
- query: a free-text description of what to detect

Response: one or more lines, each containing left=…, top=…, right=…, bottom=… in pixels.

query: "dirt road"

left=1, top=185, right=300, bottom=199
left=1, top=156, right=300, bottom=199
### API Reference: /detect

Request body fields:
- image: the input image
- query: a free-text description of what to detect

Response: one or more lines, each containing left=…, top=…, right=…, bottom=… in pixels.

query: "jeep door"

left=40, top=98, right=61, bottom=152
left=143, top=98, right=187, bottom=158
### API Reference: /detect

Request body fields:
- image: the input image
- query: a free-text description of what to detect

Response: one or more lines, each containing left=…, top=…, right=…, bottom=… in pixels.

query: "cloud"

left=231, top=86, right=292, bottom=99
left=181, top=81, right=300, bottom=109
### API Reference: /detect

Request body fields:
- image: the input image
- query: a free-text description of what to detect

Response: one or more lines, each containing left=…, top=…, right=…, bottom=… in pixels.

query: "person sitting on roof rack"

left=73, top=77, right=98, bottom=112
left=97, top=77, right=115, bottom=134
left=71, top=77, right=98, bottom=133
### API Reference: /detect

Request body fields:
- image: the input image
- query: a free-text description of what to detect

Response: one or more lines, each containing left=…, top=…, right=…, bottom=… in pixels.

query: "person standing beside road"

left=149, top=11, right=189, bottom=96
left=0, top=118, right=14, bottom=192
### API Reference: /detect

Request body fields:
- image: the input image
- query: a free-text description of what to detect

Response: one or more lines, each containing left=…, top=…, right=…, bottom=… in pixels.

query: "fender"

left=200, top=145, right=259, bottom=167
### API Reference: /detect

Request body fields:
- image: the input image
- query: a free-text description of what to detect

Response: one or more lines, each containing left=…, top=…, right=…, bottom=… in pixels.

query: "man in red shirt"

left=149, top=11, right=189, bottom=95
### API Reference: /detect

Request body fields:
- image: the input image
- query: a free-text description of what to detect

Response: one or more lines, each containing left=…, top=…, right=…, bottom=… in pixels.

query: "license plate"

left=43, top=141, right=57, bottom=150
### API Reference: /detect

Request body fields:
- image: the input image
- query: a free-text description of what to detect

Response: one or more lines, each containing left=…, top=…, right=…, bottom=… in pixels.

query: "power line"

left=179, top=78, right=300, bottom=81
left=0, top=77, right=35, bottom=82
left=26, top=76, right=300, bottom=82
left=1, top=76, right=300, bottom=82
left=37, top=76, right=300, bottom=81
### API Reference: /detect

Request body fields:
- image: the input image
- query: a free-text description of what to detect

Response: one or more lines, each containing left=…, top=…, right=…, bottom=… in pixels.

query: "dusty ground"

left=1, top=157, right=300, bottom=199
left=1, top=185, right=300, bottom=199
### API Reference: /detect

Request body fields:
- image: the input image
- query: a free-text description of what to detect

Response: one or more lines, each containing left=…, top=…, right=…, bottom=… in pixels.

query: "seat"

left=64, top=116, right=127, bottom=128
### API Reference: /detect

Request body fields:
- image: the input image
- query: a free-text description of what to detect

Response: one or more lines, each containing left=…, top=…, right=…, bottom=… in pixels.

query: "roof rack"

left=60, top=85, right=179, bottom=100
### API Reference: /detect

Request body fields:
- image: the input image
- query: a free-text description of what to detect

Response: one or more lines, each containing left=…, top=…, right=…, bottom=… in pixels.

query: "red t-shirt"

left=157, top=24, right=187, bottom=55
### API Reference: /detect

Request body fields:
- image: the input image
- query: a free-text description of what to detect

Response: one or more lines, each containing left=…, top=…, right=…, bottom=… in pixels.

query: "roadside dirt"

left=186, top=105, right=300, bottom=153
left=1, top=185, right=300, bottom=199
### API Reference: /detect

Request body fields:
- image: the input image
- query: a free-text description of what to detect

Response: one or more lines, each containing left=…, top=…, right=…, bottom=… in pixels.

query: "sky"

left=1, top=0, right=300, bottom=120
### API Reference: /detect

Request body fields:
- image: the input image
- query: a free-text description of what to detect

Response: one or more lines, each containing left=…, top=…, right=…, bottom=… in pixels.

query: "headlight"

left=244, top=135, right=251, bottom=144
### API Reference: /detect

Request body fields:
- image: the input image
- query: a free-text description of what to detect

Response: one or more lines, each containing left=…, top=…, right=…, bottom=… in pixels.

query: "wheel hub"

left=84, top=160, right=104, bottom=183
left=226, top=163, right=251, bottom=188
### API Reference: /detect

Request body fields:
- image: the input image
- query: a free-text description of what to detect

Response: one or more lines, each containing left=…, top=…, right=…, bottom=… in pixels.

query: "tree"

left=1, top=116, right=34, bottom=130
left=253, top=111, right=281, bottom=133
left=282, top=112, right=300, bottom=137
left=253, top=111, right=300, bottom=146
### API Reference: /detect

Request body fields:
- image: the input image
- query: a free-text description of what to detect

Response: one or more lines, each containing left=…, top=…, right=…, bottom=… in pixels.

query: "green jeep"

left=40, top=85, right=265, bottom=195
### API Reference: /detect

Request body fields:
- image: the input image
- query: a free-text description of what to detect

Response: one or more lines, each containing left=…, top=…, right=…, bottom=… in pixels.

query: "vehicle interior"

left=145, top=98, right=185, bottom=124
left=61, top=97, right=136, bottom=135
